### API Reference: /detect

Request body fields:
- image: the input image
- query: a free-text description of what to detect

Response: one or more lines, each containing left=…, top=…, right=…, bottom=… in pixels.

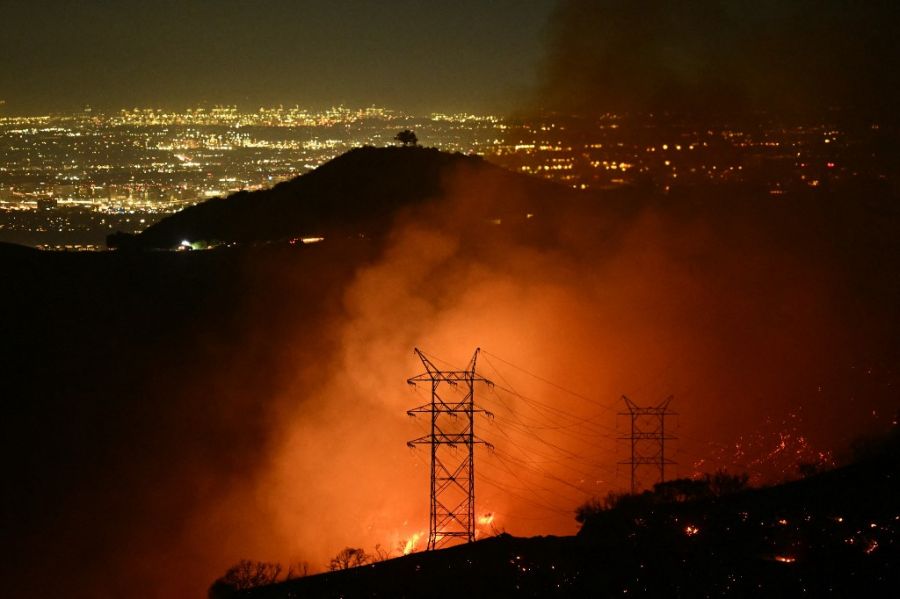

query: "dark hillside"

left=0, top=242, right=370, bottom=598
left=116, top=146, right=586, bottom=249
left=235, top=439, right=899, bottom=598
left=0, top=240, right=40, bottom=256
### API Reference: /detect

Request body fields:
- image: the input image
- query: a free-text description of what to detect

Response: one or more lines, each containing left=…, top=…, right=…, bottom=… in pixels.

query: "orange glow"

left=774, top=555, right=796, bottom=563
left=156, top=162, right=882, bottom=596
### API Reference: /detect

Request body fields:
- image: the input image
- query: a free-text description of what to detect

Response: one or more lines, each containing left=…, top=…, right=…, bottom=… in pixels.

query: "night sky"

left=539, top=0, right=900, bottom=119
left=0, top=0, right=556, bottom=114
left=4, top=1, right=900, bottom=117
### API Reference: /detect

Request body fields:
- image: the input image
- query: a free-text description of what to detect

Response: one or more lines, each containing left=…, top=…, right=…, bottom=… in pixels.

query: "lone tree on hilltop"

left=394, top=129, right=418, bottom=147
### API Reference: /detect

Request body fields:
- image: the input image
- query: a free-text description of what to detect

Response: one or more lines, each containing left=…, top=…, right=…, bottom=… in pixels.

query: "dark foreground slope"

left=234, top=442, right=899, bottom=598
left=110, top=146, right=588, bottom=250
left=0, top=241, right=372, bottom=599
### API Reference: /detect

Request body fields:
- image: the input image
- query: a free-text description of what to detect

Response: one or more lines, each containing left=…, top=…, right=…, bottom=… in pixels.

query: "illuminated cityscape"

left=0, top=106, right=500, bottom=249
left=2, top=105, right=894, bottom=250
left=493, top=115, right=895, bottom=194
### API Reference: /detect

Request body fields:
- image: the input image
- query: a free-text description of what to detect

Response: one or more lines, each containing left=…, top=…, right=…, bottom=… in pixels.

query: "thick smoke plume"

left=207, top=163, right=896, bottom=592
left=536, top=0, right=900, bottom=118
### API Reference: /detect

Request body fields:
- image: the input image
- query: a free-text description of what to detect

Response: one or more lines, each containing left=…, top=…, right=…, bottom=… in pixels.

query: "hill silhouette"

left=0, top=240, right=40, bottom=256
left=110, top=146, right=583, bottom=250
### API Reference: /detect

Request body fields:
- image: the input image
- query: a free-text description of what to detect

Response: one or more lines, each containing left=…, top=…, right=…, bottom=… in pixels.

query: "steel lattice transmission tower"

left=618, top=395, right=677, bottom=493
left=406, top=348, right=493, bottom=550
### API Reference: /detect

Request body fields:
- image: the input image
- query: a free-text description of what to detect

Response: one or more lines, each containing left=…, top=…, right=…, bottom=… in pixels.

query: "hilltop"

left=108, top=146, right=586, bottom=250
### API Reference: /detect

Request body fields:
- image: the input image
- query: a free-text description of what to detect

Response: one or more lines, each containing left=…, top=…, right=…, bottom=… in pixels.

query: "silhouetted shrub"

left=653, top=477, right=711, bottom=502
left=575, top=496, right=605, bottom=523
left=328, top=547, right=371, bottom=571
left=285, top=561, right=310, bottom=579
left=218, top=560, right=283, bottom=590
left=705, top=470, right=749, bottom=496
left=577, top=471, right=751, bottom=527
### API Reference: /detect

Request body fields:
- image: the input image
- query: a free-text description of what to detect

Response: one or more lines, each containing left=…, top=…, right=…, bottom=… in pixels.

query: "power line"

left=480, top=355, right=618, bottom=437
left=482, top=350, right=619, bottom=414
left=483, top=349, right=715, bottom=451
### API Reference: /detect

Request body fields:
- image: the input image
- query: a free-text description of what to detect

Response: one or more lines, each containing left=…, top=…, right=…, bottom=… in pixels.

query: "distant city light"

left=0, top=107, right=889, bottom=249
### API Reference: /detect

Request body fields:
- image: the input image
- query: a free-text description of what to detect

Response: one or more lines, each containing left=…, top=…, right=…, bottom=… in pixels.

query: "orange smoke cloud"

left=11, top=158, right=895, bottom=599
left=191, top=162, right=896, bottom=589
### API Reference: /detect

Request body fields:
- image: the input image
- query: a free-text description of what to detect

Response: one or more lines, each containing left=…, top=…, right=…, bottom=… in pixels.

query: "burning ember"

left=478, top=513, right=495, bottom=526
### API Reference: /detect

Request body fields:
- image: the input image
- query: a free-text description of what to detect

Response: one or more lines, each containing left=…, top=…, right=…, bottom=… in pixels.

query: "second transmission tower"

left=619, top=395, right=676, bottom=493
left=407, top=348, right=493, bottom=550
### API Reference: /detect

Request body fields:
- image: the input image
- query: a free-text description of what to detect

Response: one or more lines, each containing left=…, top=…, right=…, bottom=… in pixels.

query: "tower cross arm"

left=407, top=403, right=435, bottom=416
left=407, top=372, right=493, bottom=385
left=407, top=434, right=434, bottom=448
left=407, top=348, right=493, bottom=385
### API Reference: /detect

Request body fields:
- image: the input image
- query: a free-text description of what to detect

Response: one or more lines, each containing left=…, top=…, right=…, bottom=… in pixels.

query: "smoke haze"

left=203, top=165, right=897, bottom=592
left=536, top=0, right=900, bottom=118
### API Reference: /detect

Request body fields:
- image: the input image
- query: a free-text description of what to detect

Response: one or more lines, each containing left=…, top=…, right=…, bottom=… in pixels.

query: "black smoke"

left=537, top=0, right=900, bottom=119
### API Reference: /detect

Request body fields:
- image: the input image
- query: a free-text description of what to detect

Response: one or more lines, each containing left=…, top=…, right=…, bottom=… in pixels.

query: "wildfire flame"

left=402, top=532, right=423, bottom=555
left=478, top=512, right=495, bottom=526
